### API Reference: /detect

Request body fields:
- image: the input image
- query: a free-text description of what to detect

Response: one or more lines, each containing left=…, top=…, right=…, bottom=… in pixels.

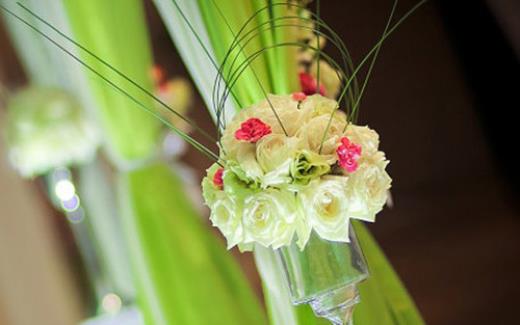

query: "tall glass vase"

left=277, top=225, right=369, bottom=325
left=44, top=163, right=139, bottom=320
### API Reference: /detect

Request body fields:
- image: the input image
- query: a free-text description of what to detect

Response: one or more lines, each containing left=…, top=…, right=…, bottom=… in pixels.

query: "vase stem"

left=277, top=225, right=368, bottom=325
left=309, top=284, right=359, bottom=325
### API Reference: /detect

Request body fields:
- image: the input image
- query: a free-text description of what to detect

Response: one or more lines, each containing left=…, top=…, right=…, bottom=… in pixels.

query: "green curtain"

left=62, top=0, right=267, bottom=324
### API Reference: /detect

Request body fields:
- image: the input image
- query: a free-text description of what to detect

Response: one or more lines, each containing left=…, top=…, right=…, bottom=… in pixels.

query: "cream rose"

left=242, top=189, right=299, bottom=248
left=221, top=95, right=303, bottom=164
left=300, top=176, right=351, bottom=242
left=299, top=94, right=346, bottom=122
left=256, top=134, right=300, bottom=172
left=253, top=95, right=304, bottom=136
left=224, top=94, right=301, bottom=136
left=296, top=113, right=347, bottom=164
left=310, top=60, right=342, bottom=99
left=344, top=124, right=380, bottom=158
left=220, top=104, right=259, bottom=161
left=346, top=152, right=391, bottom=222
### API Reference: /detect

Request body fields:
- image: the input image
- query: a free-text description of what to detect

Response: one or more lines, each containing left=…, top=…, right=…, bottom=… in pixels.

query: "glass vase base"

left=309, top=284, right=359, bottom=325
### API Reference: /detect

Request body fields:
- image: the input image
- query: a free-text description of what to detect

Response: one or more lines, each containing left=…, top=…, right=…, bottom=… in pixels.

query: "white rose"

left=300, top=176, right=351, bottom=243
left=346, top=152, right=391, bottom=222
left=256, top=135, right=300, bottom=188
left=242, top=189, right=300, bottom=248
left=201, top=163, right=223, bottom=207
left=261, top=159, right=292, bottom=189
left=209, top=196, right=243, bottom=249
left=236, top=143, right=264, bottom=181
left=219, top=137, right=264, bottom=183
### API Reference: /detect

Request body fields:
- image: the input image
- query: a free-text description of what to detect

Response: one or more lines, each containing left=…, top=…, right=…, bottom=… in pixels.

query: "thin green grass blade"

left=119, top=163, right=267, bottom=325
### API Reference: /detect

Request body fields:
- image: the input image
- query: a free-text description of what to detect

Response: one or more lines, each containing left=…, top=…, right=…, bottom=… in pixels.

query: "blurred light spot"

left=55, top=179, right=76, bottom=201
left=62, top=195, right=80, bottom=212
left=102, top=293, right=122, bottom=314
left=163, top=132, right=187, bottom=158
left=52, top=167, right=71, bottom=182
left=66, top=207, right=84, bottom=224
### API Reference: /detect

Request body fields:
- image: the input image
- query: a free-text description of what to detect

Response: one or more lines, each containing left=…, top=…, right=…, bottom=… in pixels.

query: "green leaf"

left=119, top=163, right=267, bottom=325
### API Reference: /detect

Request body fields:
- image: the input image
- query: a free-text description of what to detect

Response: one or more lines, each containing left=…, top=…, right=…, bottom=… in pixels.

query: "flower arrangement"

left=203, top=94, right=391, bottom=250
left=5, top=87, right=99, bottom=177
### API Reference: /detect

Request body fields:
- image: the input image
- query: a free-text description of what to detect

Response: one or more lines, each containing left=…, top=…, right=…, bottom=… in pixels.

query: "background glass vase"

left=278, top=225, right=369, bottom=325
left=44, top=163, right=137, bottom=317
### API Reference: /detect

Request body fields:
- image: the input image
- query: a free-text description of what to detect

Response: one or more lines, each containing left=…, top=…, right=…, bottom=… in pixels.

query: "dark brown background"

left=1, top=1, right=519, bottom=324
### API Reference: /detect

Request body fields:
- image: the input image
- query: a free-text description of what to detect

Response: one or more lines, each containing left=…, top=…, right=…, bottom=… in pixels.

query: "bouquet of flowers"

left=202, top=94, right=391, bottom=251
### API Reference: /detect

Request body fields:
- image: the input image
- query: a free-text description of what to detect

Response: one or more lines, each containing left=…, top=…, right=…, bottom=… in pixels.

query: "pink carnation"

left=299, top=72, right=326, bottom=96
left=234, top=118, right=272, bottom=143
left=213, top=168, right=224, bottom=189
left=337, top=137, right=362, bottom=173
left=292, top=91, right=307, bottom=101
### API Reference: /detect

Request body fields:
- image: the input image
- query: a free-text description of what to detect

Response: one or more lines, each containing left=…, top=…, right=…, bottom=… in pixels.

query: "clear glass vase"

left=45, top=163, right=137, bottom=317
left=277, top=225, right=369, bottom=325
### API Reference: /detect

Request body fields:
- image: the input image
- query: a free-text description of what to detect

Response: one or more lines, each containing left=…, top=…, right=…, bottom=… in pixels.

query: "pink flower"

left=292, top=91, right=307, bottom=101
left=337, top=137, right=362, bottom=173
left=234, top=118, right=272, bottom=143
left=213, top=167, right=224, bottom=189
left=299, top=72, right=326, bottom=96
